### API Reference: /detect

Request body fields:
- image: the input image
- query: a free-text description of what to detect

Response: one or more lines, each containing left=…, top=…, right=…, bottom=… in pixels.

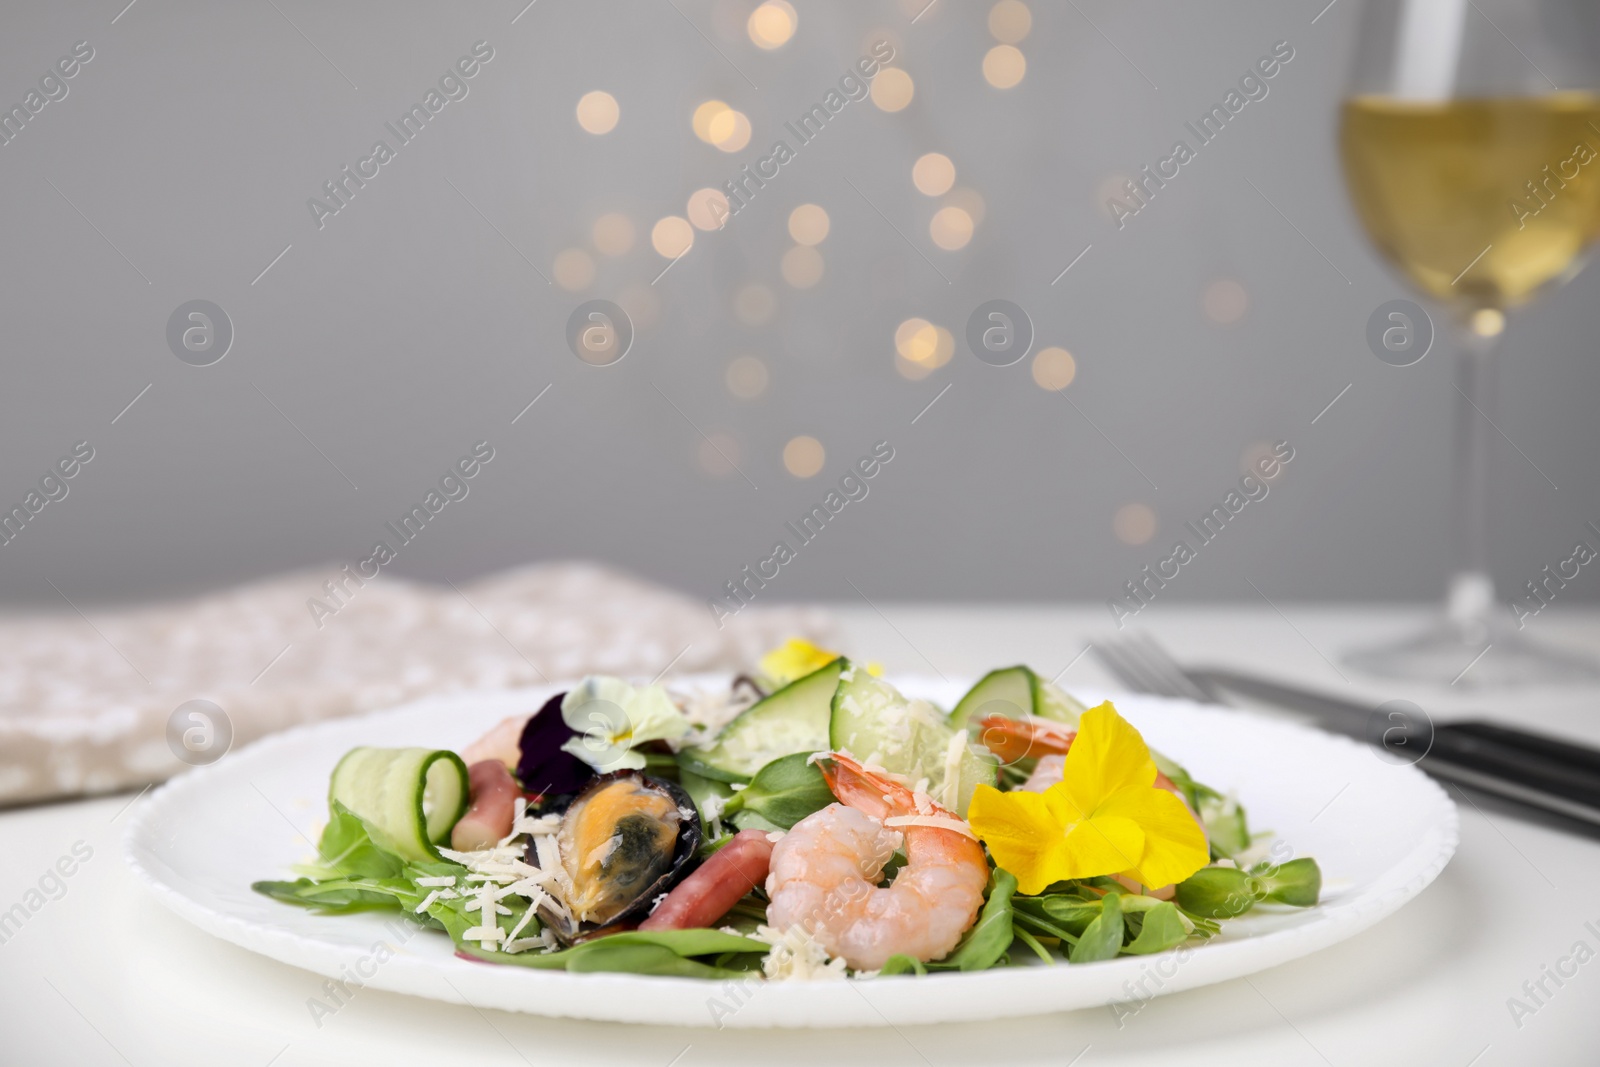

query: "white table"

left=4, top=604, right=1598, bottom=1065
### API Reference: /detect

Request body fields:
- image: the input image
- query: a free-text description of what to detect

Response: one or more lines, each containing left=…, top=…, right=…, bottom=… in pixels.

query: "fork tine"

left=1093, top=640, right=1184, bottom=699
left=1125, top=633, right=1223, bottom=705
left=1094, top=635, right=1221, bottom=705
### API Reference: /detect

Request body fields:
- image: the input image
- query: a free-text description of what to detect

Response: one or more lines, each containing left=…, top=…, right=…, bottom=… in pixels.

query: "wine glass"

left=1339, top=0, right=1600, bottom=685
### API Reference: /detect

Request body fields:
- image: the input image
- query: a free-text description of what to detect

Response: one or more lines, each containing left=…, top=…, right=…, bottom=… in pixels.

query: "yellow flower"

left=967, top=702, right=1209, bottom=895
left=759, top=638, right=842, bottom=687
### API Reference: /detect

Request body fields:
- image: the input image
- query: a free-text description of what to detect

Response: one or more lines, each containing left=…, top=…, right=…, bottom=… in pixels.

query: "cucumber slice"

left=684, top=657, right=846, bottom=781
left=830, top=667, right=997, bottom=816
left=948, top=665, right=1087, bottom=728
left=1031, top=674, right=1087, bottom=724
left=948, top=666, right=1034, bottom=728
left=328, top=747, right=469, bottom=862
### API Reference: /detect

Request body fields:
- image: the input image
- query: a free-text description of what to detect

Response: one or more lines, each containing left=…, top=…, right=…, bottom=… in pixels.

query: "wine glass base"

left=1344, top=618, right=1600, bottom=688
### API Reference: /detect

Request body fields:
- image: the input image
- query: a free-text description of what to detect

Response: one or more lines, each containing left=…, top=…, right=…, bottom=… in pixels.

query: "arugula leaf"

left=1068, top=891, right=1123, bottom=963
left=929, top=868, right=1018, bottom=972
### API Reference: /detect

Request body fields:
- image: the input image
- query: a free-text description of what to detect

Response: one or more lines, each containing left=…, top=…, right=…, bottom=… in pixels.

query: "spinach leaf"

left=565, top=942, right=750, bottom=979
left=251, top=878, right=405, bottom=914
left=1068, top=891, right=1123, bottom=963
left=459, top=928, right=768, bottom=977
left=929, top=868, right=1018, bottom=972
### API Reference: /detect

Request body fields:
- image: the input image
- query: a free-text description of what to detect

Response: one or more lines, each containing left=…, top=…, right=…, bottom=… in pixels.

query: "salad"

left=255, top=639, right=1321, bottom=981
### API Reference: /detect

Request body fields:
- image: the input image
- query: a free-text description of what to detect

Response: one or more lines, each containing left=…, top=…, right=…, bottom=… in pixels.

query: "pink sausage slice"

left=451, top=760, right=521, bottom=851
left=638, top=829, right=776, bottom=931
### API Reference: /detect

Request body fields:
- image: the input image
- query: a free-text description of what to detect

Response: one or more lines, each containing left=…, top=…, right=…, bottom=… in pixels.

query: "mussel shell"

left=534, top=770, right=701, bottom=942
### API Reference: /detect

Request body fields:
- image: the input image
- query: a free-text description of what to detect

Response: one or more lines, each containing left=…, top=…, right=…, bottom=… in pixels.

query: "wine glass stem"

left=1447, top=323, right=1500, bottom=639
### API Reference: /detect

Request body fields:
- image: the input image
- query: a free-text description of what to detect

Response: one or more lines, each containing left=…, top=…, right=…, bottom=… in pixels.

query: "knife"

left=1194, top=666, right=1600, bottom=830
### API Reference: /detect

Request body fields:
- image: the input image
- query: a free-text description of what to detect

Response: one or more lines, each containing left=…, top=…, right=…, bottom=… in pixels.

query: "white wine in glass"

left=1339, top=0, right=1600, bottom=685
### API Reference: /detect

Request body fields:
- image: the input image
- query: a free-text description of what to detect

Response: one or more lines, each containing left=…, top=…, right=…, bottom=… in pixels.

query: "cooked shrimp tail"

left=765, top=752, right=990, bottom=971
left=975, top=714, right=1075, bottom=763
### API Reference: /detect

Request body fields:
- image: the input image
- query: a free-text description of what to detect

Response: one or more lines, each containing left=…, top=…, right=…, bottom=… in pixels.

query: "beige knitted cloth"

left=0, top=563, right=834, bottom=806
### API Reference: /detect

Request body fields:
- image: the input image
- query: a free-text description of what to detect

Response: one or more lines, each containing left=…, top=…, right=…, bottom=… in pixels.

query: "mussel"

left=535, top=770, right=701, bottom=942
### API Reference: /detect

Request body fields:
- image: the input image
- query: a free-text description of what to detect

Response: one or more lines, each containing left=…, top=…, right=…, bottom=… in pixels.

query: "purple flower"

left=516, top=693, right=593, bottom=799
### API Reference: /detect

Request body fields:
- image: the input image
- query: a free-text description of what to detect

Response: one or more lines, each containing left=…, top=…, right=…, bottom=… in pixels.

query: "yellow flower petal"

left=1097, top=785, right=1210, bottom=888
left=1059, top=702, right=1157, bottom=816
left=970, top=699, right=1211, bottom=891
left=966, top=783, right=1070, bottom=895
left=1059, top=812, right=1145, bottom=879
left=759, top=638, right=840, bottom=687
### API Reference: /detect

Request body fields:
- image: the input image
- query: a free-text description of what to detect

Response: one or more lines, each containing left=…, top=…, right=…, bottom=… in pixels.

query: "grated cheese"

left=938, top=731, right=967, bottom=811
left=429, top=810, right=575, bottom=951
left=751, top=924, right=848, bottom=982
left=414, top=875, right=458, bottom=888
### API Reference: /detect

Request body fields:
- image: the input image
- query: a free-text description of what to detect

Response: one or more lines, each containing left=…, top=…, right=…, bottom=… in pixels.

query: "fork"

left=1092, top=632, right=1225, bottom=707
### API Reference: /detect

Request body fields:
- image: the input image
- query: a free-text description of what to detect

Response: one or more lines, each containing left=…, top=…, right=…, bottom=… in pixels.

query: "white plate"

left=123, top=677, right=1458, bottom=1029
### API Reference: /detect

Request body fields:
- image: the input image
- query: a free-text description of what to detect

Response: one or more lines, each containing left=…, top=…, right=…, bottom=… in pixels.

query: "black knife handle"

left=1445, top=720, right=1600, bottom=776
left=1424, top=724, right=1600, bottom=806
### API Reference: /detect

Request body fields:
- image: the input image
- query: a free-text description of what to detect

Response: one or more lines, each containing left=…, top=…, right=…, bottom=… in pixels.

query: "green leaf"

left=1174, top=866, right=1256, bottom=918
left=1010, top=906, right=1080, bottom=945
left=307, top=801, right=408, bottom=879
left=1255, top=857, right=1322, bottom=907
left=251, top=878, right=398, bottom=914
left=877, top=954, right=927, bottom=976
left=677, top=767, right=736, bottom=837
left=1027, top=896, right=1103, bottom=937
left=727, top=809, right=786, bottom=833
left=1199, top=795, right=1252, bottom=859
left=721, top=752, right=836, bottom=830
left=458, top=928, right=768, bottom=977
left=1123, top=901, right=1188, bottom=955
left=1010, top=925, right=1053, bottom=964
left=929, top=868, right=1018, bottom=972
left=564, top=942, right=748, bottom=979
left=1069, top=892, right=1123, bottom=963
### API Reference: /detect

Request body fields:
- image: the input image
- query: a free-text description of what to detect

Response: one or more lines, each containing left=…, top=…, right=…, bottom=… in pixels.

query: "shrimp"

left=976, top=714, right=1075, bottom=766
left=764, top=753, right=989, bottom=971
left=977, top=714, right=1185, bottom=794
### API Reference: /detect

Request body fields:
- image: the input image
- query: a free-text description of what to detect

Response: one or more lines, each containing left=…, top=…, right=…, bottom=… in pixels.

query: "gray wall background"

left=1, top=0, right=1597, bottom=610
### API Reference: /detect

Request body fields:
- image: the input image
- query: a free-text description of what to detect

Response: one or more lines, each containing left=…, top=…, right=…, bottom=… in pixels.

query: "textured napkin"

left=0, top=563, right=834, bottom=807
